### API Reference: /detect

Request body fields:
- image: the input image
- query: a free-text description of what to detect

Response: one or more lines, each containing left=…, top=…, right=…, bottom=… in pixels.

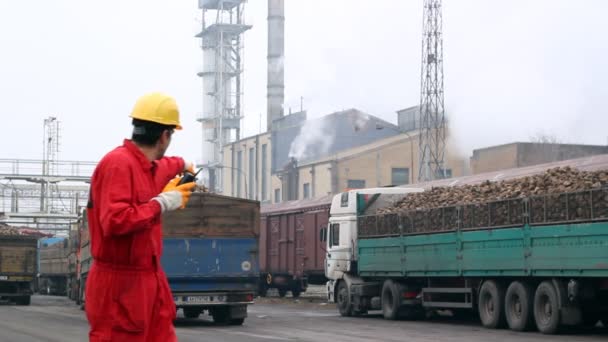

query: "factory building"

left=222, top=108, right=466, bottom=203
left=471, top=142, right=608, bottom=175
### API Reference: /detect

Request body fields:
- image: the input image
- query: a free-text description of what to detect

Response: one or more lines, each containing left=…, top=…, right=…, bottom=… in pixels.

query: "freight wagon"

left=324, top=185, right=608, bottom=334
left=259, top=195, right=332, bottom=297
left=38, top=238, right=70, bottom=295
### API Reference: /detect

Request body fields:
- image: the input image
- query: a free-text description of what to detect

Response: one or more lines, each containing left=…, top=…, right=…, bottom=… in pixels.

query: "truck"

left=259, top=195, right=332, bottom=297
left=78, top=192, right=260, bottom=325
left=162, top=192, right=259, bottom=325
left=324, top=185, right=608, bottom=334
left=38, top=238, right=70, bottom=295
left=0, top=234, right=38, bottom=305
left=76, top=209, right=92, bottom=308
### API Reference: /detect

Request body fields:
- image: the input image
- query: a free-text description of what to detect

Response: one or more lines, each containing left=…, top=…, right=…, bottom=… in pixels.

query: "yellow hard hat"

left=129, top=92, right=182, bottom=130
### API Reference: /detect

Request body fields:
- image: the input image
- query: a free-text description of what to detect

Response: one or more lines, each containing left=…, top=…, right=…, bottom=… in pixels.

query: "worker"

left=85, top=92, right=196, bottom=342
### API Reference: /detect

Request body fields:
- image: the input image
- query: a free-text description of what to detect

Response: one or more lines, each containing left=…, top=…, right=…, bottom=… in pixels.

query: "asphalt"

left=0, top=295, right=606, bottom=342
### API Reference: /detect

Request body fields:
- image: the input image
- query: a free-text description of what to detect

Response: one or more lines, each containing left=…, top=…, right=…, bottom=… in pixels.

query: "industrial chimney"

left=267, top=0, right=285, bottom=132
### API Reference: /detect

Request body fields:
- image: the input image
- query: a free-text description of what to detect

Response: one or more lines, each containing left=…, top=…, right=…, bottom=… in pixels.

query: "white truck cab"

left=323, top=187, right=424, bottom=303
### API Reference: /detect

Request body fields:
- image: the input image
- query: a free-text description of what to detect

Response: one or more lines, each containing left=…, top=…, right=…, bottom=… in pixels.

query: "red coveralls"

left=85, top=139, right=184, bottom=342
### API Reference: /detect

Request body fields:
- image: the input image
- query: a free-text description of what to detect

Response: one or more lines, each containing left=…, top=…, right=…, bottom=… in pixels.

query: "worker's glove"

left=153, top=178, right=196, bottom=212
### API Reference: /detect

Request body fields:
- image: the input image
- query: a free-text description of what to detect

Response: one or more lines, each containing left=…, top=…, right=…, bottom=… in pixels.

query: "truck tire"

left=336, top=281, right=353, bottom=317
left=183, top=307, right=203, bottom=319
left=211, top=307, right=231, bottom=325
left=505, top=281, right=534, bottom=331
left=534, top=281, right=561, bottom=334
left=16, top=296, right=31, bottom=306
left=382, top=280, right=401, bottom=320
left=291, top=287, right=302, bottom=298
left=229, top=318, right=245, bottom=326
left=278, top=288, right=287, bottom=297
left=478, top=280, right=506, bottom=329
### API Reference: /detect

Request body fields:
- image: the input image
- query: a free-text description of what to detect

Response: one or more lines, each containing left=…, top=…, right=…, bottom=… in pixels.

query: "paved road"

left=0, top=295, right=605, bottom=342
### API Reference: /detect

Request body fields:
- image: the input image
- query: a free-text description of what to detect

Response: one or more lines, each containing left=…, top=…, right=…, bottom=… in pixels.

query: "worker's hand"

left=153, top=178, right=196, bottom=212
left=183, top=161, right=195, bottom=175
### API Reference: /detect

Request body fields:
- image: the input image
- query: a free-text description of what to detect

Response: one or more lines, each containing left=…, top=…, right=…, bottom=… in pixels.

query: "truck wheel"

left=534, top=281, right=561, bottom=334
left=291, top=287, right=302, bottom=298
left=336, top=281, right=353, bottom=317
left=278, top=288, right=287, bottom=298
left=478, top=280, right=506, bottom=329
left=229, top=318, right=245, bottom=326
left=183, top=307, right=203, bottom=319
left=211, top=307, right=231, bottom=325
left=16, top=296, right=31, bottom=306
left=505, top=281, right=534, bottom=331
left=382, top=280, right=401, bottom=320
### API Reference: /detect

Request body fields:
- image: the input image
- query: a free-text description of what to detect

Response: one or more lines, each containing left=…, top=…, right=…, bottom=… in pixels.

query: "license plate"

left=0, top=276, right=7, bottom=281
left=186, top=296, right=211, bottom=303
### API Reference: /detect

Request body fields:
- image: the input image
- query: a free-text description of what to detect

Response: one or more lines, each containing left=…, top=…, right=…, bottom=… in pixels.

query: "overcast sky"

left=0, top=0, right=606, bottom=164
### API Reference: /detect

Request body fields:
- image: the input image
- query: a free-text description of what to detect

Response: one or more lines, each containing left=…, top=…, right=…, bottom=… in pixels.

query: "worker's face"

left=156, top=129, right=173, bottom=159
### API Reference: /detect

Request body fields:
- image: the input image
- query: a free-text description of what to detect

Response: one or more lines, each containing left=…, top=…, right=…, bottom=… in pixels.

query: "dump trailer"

left=259, top=195, right=332, bottom=297
left=162, top=192, right=260, bottom=325
left=38, top=238, right=70, bottom=295
left=76, top=210, right=91, bottom=307
left=0, top=235, right=37, bottom=305
left=325, top=186, right=608, bottom=334
left=78, top=193, right=260, bottom=325
left=66, top=228, right=80, bottom=301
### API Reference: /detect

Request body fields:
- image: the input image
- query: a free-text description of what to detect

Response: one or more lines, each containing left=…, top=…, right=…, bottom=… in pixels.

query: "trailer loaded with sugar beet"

left=324, top=167, right=608, bottom=334
left=0, top=226, right=39, bottom=305
left=77, top=192, right=260, bottom=325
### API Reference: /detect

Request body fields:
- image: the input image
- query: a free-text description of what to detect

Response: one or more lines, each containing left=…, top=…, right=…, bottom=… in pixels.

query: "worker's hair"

left=131, top=119, right=176, bottom=146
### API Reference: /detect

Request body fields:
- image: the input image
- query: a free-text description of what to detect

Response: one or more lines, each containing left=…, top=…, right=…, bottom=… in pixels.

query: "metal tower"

left=196, top=0, right=251, bottom=193
left=41, top=116, right=61, bottom=212
left=418, top=0, right=447, bottom=182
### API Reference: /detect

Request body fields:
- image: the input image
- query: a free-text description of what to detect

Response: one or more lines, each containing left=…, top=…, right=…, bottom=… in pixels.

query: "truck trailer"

left=38, top=238, right=70, bottom=295
left=78, top=192, right=260, bottom=325
left=325, top=185, right=608, bottom=334
left=161, top=192, right=260, bottom=325
left=0, top=235, right=37, bottom=305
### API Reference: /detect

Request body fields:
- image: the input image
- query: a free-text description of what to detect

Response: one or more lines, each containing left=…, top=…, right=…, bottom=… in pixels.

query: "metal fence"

left=0, top=159, right=96, bottom=178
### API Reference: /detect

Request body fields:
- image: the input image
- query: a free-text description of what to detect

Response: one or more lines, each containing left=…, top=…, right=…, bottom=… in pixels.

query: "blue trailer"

left=162, top=237, right=259, bottom=324
left=77, top=193, right=260, bottom=325
left=161, top=193, right=260, bottom=325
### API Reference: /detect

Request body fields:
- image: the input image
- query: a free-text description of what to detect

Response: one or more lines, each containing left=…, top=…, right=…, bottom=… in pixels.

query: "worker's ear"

left=160, top=129, right=173, bottom=144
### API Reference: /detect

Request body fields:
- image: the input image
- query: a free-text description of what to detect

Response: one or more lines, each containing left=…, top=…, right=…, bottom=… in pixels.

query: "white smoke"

left=351, top=112, right=370, bottom=132
left=288, top=118, right=335, bottom=161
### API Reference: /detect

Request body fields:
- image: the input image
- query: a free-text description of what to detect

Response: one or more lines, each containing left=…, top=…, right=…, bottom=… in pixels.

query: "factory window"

left=347, top=179, right=366, bottom=189
left=261, top=144, right=268, bottom=201
left=391, top=168, right=410, bottom=185
left=330, top=223, right=340, bottom=247
left=274, top=188, right=281, bottom=203
left=436, top=168, right=453, bottom=179
left=237, top=151, right=243, bottom=197
left=303, top=183, right=310, bottom=199
left=249, top=147, right=255, bottom=200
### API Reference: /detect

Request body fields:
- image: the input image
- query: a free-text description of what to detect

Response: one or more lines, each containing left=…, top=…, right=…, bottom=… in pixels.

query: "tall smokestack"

left=267, top=0, right=285, bottom=132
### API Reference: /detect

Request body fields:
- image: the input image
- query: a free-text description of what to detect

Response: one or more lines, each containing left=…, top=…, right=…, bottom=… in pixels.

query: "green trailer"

left=325, top=187, right=608, bottom=334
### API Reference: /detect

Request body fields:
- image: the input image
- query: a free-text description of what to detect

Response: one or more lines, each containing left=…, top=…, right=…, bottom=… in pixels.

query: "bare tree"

left=529, top=131, right=562, bottom=163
